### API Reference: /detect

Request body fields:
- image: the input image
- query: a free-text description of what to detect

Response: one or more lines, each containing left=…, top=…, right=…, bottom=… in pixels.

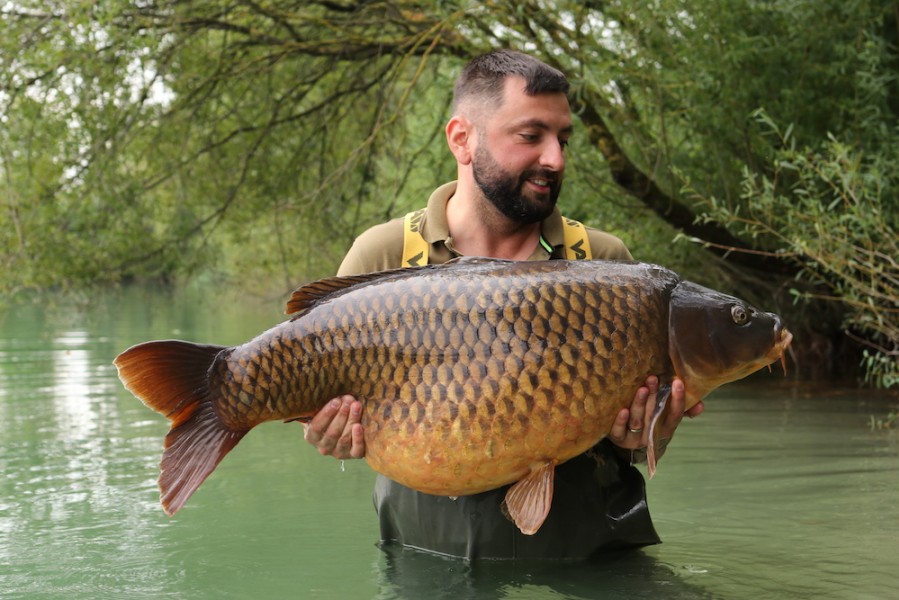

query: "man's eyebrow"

left=511, top=118, right=574, bottom=135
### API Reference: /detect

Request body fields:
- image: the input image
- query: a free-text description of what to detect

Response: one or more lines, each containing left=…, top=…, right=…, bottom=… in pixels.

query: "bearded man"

left=303, top=49, right=703, bottom=560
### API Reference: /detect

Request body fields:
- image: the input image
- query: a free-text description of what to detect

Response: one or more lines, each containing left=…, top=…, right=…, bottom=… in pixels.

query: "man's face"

left=471, top=77, right=572, bottom=224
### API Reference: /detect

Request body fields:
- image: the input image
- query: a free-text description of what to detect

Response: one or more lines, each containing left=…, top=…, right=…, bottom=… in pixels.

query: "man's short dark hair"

left=452, top=49, right=570, bottom=115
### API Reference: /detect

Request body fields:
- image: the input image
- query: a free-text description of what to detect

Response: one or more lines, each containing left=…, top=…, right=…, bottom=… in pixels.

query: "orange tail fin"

left=114, top=340, right=249, bottom=515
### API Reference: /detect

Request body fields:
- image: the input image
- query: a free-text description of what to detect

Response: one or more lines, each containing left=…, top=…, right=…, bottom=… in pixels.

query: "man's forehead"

left=496, top=77, right=572, bottom=127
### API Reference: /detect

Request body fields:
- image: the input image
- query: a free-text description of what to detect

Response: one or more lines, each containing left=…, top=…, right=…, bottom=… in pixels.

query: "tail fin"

left=114, top=340, right=249, bottom=515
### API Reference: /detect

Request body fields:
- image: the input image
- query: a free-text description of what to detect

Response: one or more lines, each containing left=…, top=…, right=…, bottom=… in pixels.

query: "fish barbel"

left=114, top=258, right=792, bottom=534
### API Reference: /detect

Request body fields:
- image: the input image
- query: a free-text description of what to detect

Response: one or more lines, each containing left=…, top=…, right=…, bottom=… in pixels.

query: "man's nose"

left=540, top=139, right=565, bottom=172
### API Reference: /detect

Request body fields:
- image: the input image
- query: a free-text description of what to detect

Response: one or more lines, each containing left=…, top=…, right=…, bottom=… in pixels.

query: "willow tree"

left=1, top=0, right=896, bottom=383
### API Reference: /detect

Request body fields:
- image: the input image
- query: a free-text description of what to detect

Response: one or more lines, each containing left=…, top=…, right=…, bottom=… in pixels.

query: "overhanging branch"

left=571, top=96, right=796, bottom=276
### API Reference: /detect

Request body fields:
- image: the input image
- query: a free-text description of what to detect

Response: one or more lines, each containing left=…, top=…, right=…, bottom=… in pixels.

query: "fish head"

left=668, top=281, right=793, bottom=408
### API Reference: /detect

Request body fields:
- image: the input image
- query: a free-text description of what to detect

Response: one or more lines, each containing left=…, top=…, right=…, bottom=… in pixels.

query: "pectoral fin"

left=646, top=383, right=672, bottom=479
left=502, top=461, right=556, bottom=535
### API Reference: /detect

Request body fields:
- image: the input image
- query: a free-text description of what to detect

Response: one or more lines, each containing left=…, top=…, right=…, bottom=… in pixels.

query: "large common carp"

left=115, top=258, right=792, bottom=534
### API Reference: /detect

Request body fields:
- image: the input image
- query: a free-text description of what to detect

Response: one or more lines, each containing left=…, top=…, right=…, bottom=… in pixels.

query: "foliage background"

left=1, top=0, right=896, bottom=385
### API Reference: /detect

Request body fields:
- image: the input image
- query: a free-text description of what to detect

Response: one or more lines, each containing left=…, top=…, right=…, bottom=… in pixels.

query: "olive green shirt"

left=337, top=181, right=632, bottom=276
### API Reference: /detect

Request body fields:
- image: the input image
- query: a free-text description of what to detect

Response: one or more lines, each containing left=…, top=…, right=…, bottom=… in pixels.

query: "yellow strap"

left=561, top=217, right=592, bottom=260
left=402, top=208, right=429, bottom=267
left=405, top=209, right=590, bottom=264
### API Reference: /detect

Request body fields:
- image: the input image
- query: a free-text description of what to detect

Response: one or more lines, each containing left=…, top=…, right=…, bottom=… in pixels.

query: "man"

left=304, top=50, right=703, bottom=559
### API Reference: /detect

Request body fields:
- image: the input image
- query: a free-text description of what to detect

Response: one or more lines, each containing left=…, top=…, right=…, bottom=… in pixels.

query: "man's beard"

left=472, top=146, right=562, bottom=224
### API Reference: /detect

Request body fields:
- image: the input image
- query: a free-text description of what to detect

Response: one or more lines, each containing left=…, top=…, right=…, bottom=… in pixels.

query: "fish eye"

left=731, top=305, right=749, bottom=325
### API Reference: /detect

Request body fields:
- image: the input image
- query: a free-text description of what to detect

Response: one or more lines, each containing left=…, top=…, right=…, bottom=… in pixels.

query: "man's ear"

left=446, top=115, right=474, bottom=165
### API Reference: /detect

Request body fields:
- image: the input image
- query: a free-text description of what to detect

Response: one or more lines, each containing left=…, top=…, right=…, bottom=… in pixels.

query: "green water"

left=1, top=285, right=897, bottom=600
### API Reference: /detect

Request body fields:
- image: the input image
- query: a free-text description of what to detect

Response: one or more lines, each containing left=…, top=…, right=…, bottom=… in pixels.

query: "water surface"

left=1, top=285, right=896, bottom=599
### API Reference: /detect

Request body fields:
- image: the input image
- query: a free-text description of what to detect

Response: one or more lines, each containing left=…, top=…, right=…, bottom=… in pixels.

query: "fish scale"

left=213, top=260, right=679, bottom=496
left=114, top=258, right=792, bottom=533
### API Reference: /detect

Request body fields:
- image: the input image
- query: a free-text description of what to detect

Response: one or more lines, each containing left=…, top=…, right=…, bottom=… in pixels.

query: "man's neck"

left=445, top=182, right=541, bottom=260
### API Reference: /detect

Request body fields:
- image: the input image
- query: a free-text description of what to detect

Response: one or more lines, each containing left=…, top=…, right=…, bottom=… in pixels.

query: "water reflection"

left=52, top=333, right=97, bottom=440
left=375, top=544, right=718, bottom=599
left=0, top=309, right=174, bottom=598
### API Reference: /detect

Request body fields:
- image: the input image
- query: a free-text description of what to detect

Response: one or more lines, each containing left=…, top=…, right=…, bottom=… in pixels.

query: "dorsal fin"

left=285, top=266, right=435, bottom=315
left=285, top=257, right=511, bottom=315
left=286, top=271, right=394, bottom=315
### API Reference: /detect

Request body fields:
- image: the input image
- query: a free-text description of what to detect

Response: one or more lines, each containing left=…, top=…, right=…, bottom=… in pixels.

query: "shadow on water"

left=374, top=544, right=718, bottom=600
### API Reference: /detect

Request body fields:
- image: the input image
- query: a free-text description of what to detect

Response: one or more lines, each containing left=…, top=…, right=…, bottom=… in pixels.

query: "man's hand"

left=303, top=395, right=365, bottom=459
left=608, top=376, right=704, bottom=450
